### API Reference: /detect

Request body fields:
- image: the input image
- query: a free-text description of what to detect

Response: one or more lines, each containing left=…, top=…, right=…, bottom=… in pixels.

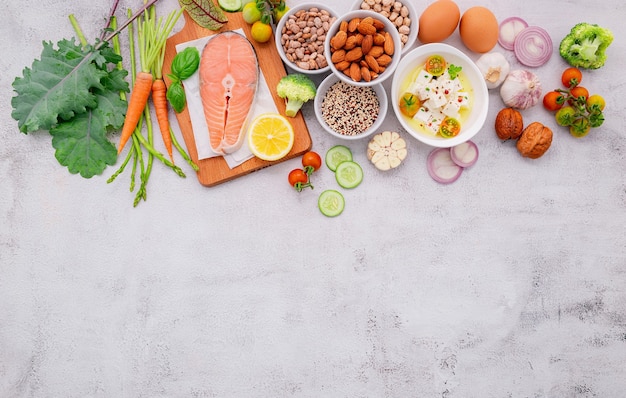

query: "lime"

left=247, top=113, right=295, bottom=161
left=218, top=0, right=242, bottom=12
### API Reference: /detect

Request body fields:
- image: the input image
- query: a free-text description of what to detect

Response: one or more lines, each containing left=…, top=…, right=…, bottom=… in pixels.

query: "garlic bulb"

left=367, top=131, right=407, bottom=171
left=475, top=52, right=510, bottom=89
left=500, top=69, right=542, bottom=110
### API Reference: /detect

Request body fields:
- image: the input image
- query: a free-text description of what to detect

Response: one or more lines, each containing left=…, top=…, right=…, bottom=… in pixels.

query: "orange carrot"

left=151, top=78, right=173, bottom=162
left=117, top=71, right=153, bottom=155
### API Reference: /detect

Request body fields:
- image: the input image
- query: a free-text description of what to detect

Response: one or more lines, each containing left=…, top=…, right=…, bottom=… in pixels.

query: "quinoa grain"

left=321, top=81, right=380, bottom=136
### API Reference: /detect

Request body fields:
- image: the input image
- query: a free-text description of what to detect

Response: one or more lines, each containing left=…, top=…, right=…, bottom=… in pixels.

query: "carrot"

left=151, top=78, right=173, bottom=162
left=117, top=71, right=153, bottom=155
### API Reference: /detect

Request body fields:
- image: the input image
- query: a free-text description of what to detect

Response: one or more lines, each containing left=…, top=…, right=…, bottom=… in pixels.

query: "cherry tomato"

left=439, top=117, right=461, bottom=138
left=586, top=94, right=606, bottom=112
left=288, top=168, right=311, bottom=192
left=250, top=21, right=273, bottom=43
left=569, top=118, right=590, bottom=138
left=542, top=91, right=564, bottom=112
left=555, top=106, right=576, bottom=127
left=398, top=92, right=420, bottom=117
left=561, top=67, right=582, bottom=88
left=569, top=86, right=589, bottom=105
left=302, top=151, right=322, bottom=175
left=425, top=55, right=446, bottom=76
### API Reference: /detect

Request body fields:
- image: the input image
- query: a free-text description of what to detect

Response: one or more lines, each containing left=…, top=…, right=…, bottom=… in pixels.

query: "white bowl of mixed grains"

left=324, top=10, right=402, bottom=87
left=275, top=3, right=338, bottom=74
left=314, top=73, right=388, bottom=140
left=351, top=0, right=417, bottom=53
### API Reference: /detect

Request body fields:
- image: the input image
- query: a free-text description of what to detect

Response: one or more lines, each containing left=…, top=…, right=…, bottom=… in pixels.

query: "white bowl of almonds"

left=351, top=0, right=417, bottom=53
left=324, top=10, right=402, bottom=87
left=314, top=73, right=388, bottom=140
left=275, top=3, right=338, bottom=74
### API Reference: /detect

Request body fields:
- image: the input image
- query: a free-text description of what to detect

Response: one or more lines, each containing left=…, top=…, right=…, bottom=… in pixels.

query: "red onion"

left=450, top=141, right=479, bottom=168
left=513, top=26, right=553, bottom=67
left=498, top=17, right=528, bottom=50
left=427, top=148, right=463, bottom=184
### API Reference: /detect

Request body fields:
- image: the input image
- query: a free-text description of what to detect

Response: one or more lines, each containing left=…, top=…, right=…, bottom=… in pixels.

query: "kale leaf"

left=11, top=38, right=129, bottom=178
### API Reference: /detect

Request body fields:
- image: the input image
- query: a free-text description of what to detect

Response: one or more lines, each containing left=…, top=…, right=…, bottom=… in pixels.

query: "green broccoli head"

left=559, top=22, right=614, bottom=69
left=276, top=73, right=317, bottom=117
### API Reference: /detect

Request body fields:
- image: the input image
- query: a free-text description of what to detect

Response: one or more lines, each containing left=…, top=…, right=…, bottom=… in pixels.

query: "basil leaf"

left=171, top=47, right=200, bottom=80
left=166, top=80, right=186, bottom=113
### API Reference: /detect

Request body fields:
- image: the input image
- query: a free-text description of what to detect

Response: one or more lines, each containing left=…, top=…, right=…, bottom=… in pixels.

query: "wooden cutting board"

left=163, top=10, right=312, bottom=187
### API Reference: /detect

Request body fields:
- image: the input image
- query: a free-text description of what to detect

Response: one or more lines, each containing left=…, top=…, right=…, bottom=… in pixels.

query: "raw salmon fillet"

left=199, top=31, right=259, bottom=155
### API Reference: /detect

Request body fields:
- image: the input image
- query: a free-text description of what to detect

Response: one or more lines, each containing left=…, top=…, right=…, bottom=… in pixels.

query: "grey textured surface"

left=1, top=0, right=625, bottom=397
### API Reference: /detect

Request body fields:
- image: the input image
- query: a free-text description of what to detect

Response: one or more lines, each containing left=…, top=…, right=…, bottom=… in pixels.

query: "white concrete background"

left=1, top=0, right=625, bottom=397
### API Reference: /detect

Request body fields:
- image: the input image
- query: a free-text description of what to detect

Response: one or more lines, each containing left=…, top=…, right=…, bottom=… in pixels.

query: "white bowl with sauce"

left=391, top=43, right=489, bottom=148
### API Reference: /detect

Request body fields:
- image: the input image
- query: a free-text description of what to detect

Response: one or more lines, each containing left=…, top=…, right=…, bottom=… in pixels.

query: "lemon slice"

left=247, top=113, right=295, bottom=161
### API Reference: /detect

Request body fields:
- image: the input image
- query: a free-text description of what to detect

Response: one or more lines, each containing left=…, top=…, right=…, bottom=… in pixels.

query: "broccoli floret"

left=559, top=22, right=614, bottom=69
left=276, top=73, right=317, bottom=117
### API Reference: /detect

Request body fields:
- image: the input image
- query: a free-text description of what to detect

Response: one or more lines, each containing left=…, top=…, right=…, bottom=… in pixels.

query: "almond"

left=334, top=60, right=350, bottom=71
left=331, top=49, right=346, bottom=63
left=373, top=33, right=386, bottom=46
left=344, top=36, right=358, bottom=50
left=364, top=54, right=380, bottom=73
left=372, top=18, right=385, bottom=31
left=383, top=32, right=394, bottom=55
left=330, top=31, right=347, bottom=50
left=339, top=20, right=348, bottom=32
left=360, top=16, right=374, bottom=26
left=354, top=33, right=364, bottom=46
left=347, top=18, right=361, bottom=33
left=357, top=21, right=377, bottom=36
left=345, top=47, right=363, bottom=63
left=376, top=54, right=392, bottom=67
left=349, top=62, right=362, bottom=82
left=361, top=66, right=372, bottom=82
left=361, top=34, right=373, bottom=55
left=368, top=46, right=384, bottom=58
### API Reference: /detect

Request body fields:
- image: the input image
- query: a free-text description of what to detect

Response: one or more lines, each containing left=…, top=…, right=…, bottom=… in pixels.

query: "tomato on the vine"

left=561, top=67, right=582, bottom=88
left=288, top=168, right=312, bottom=192
left=569, top=86, right=589, bottom=105
left=586, top=94, right=606, bottom=112
left=569, top=118, right=591, bottom=138
left=542, top=91, right=564, bottom=112
left=250, top=21, right=273, bottom=43
left=302, top=151, right=322, bottom=175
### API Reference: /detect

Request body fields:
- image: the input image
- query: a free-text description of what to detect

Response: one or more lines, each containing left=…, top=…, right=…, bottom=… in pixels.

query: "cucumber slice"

left=218, top=0, right=242, bottom=12
left=325, top=145, right=353, bottom=172
left=318, top=190, right=345, bottom=217
left=335, top=161, right=363, bottom=189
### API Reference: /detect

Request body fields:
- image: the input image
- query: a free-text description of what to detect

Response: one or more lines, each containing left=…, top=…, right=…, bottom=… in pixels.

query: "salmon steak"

left=199, top=31, right=259, bottom=155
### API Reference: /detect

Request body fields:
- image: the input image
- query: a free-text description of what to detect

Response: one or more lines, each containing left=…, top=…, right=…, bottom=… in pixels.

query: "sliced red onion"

left=450, top=141, right=479, bottom=168
left=513, top=26, right=553, bottom=67
left=427, top=148, right=463, bottom=184
left=498, top=17, right=528, bottom=50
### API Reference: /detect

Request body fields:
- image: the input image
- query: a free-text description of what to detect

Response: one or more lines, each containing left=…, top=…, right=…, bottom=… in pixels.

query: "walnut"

left=495, top=108, right=523, bottom=140
left=517, top=122, right=553, bottom=159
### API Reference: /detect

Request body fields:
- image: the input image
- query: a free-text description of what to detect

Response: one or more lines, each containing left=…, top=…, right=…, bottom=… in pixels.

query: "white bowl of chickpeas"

left=351, top=0, right=418, bottom=53
left=275, top=3, right=339, bottom=74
